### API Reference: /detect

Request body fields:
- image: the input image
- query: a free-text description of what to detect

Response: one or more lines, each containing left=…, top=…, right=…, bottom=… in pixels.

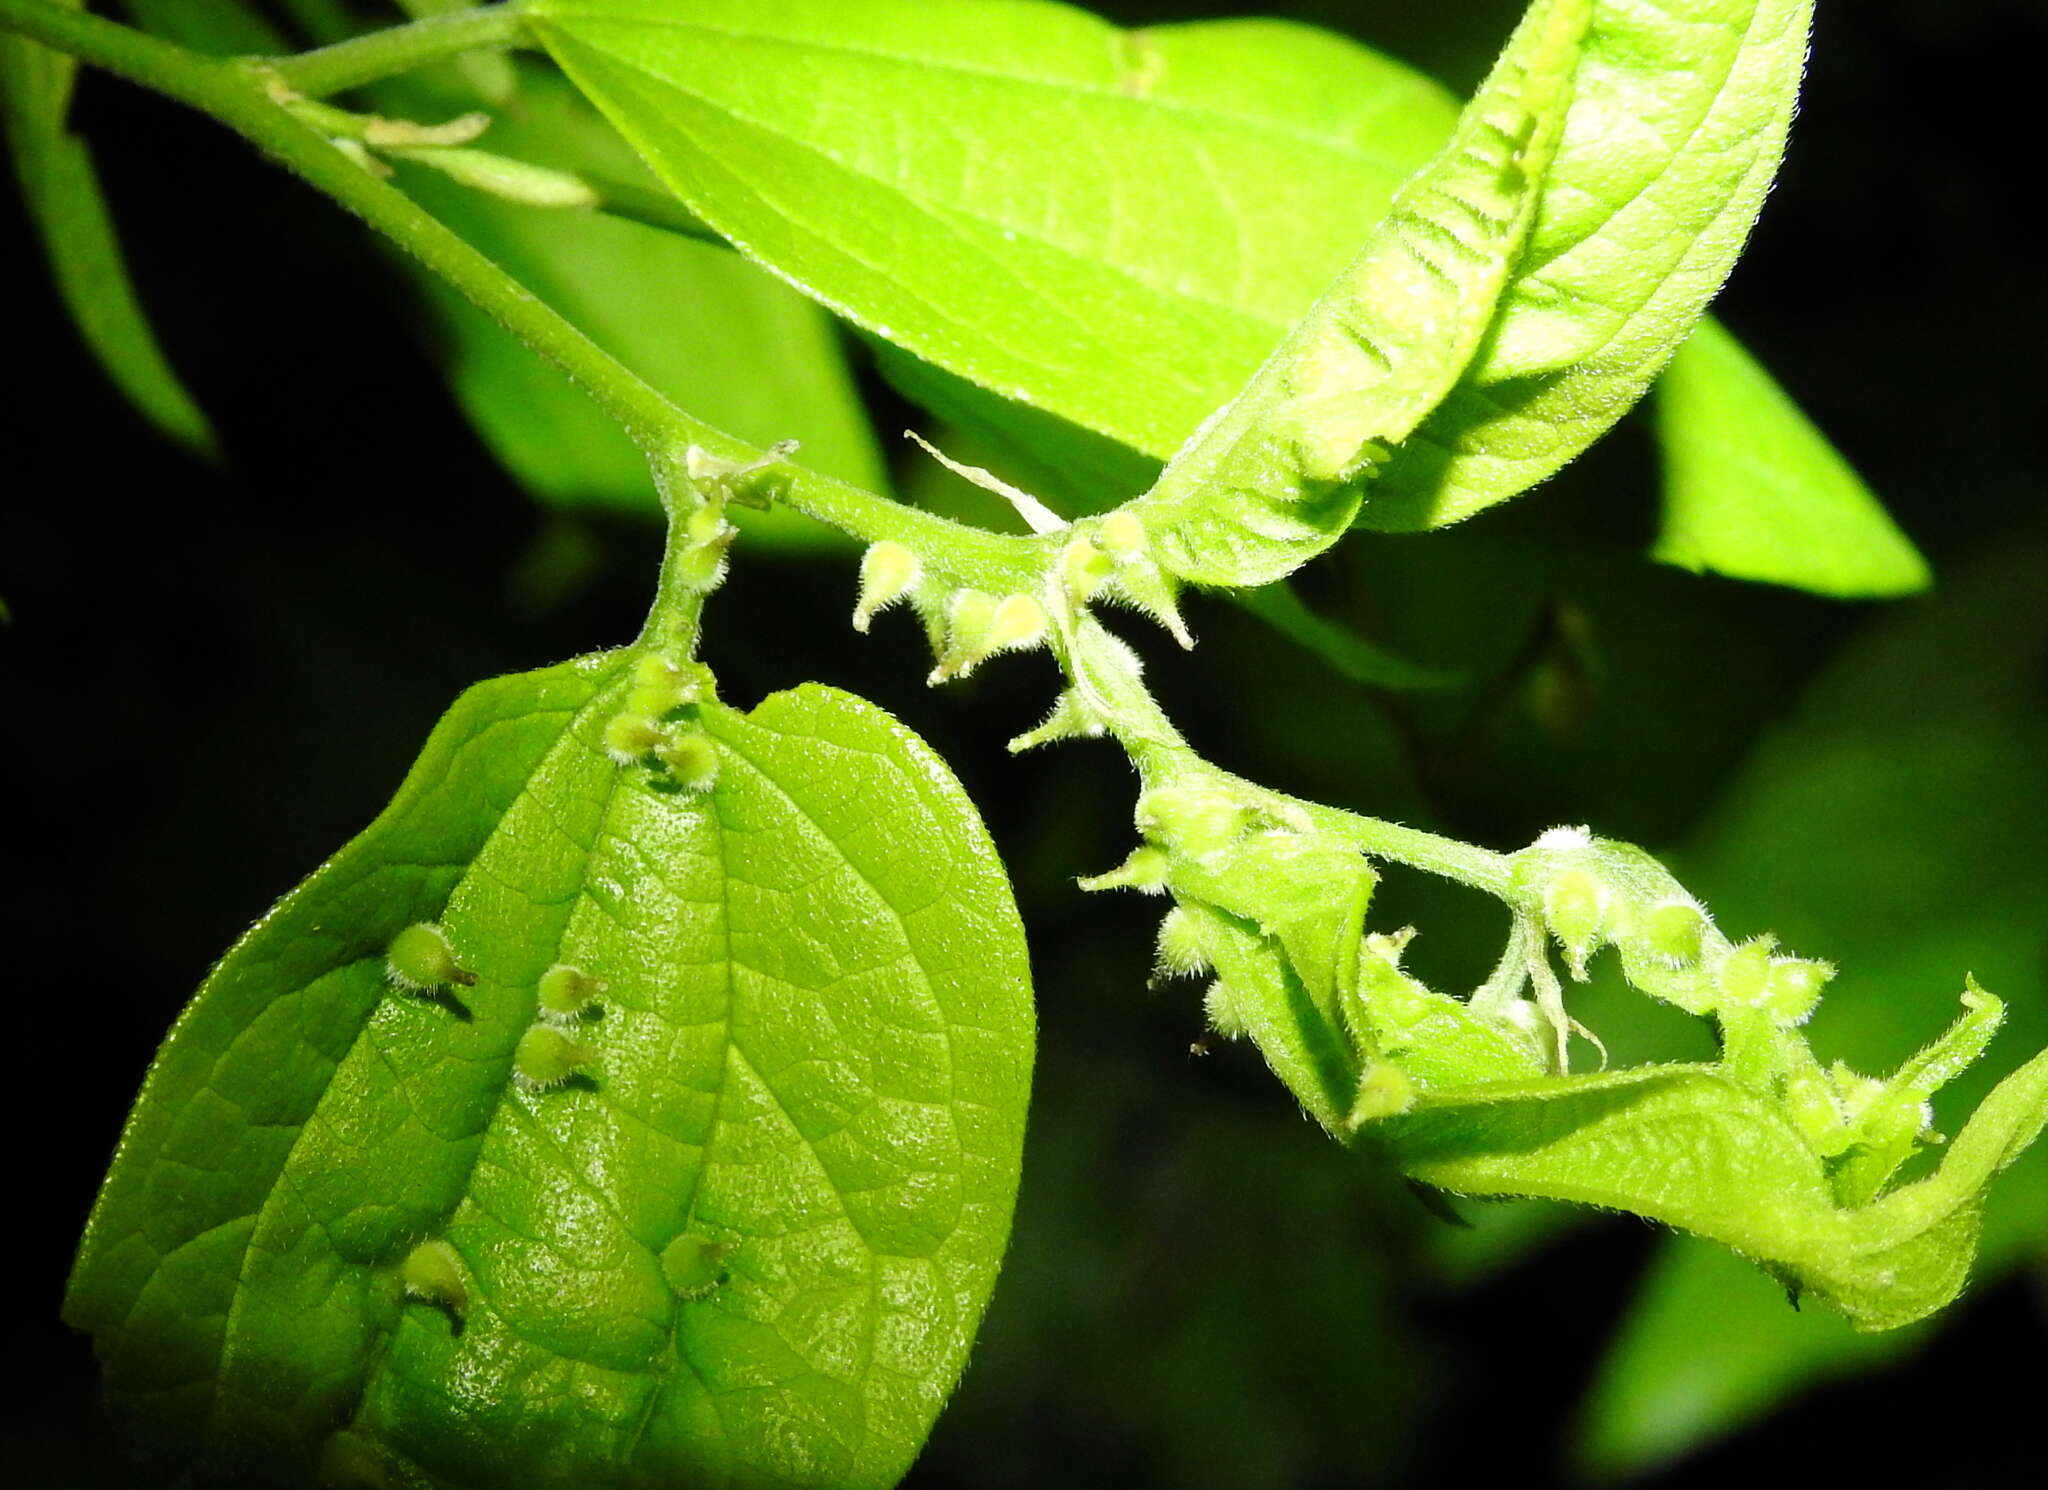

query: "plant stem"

left=261, top=4, right=529, bottom=98
left=0, top=0, right=960, bottom=549
left=0, top=0, right=1518, bottom=903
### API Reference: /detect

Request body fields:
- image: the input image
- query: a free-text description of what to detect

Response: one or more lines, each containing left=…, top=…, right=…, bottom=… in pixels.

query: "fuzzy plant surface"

left=4, top=0, right=2039, bottom=1485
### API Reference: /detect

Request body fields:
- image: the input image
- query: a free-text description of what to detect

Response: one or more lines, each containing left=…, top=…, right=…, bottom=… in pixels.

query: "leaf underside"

left=2, top=0, right=215, bottom=455
left=66, top=659, right=1033, bottom=1489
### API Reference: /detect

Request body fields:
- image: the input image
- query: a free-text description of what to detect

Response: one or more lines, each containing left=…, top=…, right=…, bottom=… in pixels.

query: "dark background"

left=6, top=0, right=2046, bottom=1484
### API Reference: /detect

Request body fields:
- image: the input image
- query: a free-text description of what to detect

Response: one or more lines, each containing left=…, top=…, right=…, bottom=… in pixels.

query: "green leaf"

left=389, top=67, right=887, bottom=544
left=1126, top=0, right=1588, bottom=586
left=1233, top=582, right=1462, bottom=692
left=527, top=0, right=1459, bottom=461
left=66, top=656, right=1034, bottom=1487
left=2, top=0, right=215, bottom=455
left=1577, top=540, right=2048, bottom=1472
left=1375, top=1043, right=2048, bottom=1332
left=1651, top=315, right=1931, bottom=597
left=1359, top=0, right=1818, bottom=531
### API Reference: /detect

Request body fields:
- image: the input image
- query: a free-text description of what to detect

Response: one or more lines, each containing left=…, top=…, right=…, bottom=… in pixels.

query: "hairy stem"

left=0, top=0, right=1516, bottom=903
left=0, top=0, right=949, bottom=548
left=260, top=3, right=529, bottom=98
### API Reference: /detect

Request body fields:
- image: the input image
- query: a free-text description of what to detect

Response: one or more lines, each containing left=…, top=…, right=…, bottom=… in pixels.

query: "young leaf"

left=527, top=0, right=1459, bottom=459
left=1373, top=1045, right=2048, bottom=1331
left=1125, top=0, right=1588, bottom=587
left=66, top=657, right=1033, bottom=1488
left=2, top=0, right=214, bottom=455
left=1577, top=542, right=2048, bottom=1470
left=1651, top=316, right=1931, bottom=597
left=1359, top=0, right=1818, bottom=531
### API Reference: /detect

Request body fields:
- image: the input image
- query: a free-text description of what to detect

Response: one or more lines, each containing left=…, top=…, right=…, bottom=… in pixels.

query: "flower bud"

left=928, top=589, right=998, bottom=683
left=1762, top=957, right=1834, bottom=1026
left=986, top=593, right=1047, bottom=653
left=1135, top=780, right=1245, bottom=858
left=1076, top=844, right=1170, bottom=894
left=1060, top=537, right=1115, bottom=605
left=1350, top=1063, right=1416, bottom=1123
left=1008, top=690, right=1106, bottom=754
left=1716, top=936, right=1777, bottom=1008
left=1543, top=868, right=1606, bottom=980
left=852, top=541, right=920, bottom=632
left=1098, top=509, right=1147, bottom=561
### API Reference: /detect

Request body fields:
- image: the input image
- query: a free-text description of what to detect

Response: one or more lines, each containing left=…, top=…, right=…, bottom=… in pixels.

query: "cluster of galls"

left=1514, top=825, right=1833, bottom=1026
left=850, top=505, right=1194, bottom=690
left=602, top=653, right=720, bottom=791
left=383, top=925, right=604, bottom=1092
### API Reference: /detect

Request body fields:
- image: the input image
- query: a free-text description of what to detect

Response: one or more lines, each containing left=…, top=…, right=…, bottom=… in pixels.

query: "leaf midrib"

left=537, top=10, right=1445, bottom=165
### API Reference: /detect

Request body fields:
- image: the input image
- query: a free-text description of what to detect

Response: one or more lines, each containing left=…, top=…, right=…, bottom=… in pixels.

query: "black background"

left=5, top=1, right=2047, bottom=1485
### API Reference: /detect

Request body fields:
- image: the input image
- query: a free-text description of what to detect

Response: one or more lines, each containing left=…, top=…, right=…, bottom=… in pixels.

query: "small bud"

left=660, top=1234, right=733, bottom=1299
left=1076, top=844, right=1170, bottom=894
left=537, top=963, right=605, bottom=1018
left=986, top=594, right=1047, bottom=653
left=1543, top=869, right=1606, bottom=980
left=387, top=922, right=475, bottom=991
left=929, top=589, right=999, bottom=683
left=1644, top=899, right=1707, bottom=967
left=1098, top=509, right=1147, bottom=561
left=1829, top=1060, right=1885, bottom=1120
left=853, top=541, right=920, bottom=632
left=515, top=1025, right=593, bottom=1089
left=671, top=521, right=735, bottom=593
left=627, top=654, right=687, bottom=717
left=1203, top=979, right=1248, bottom=1039
left=1008, top=690, right=1107, bottom=753
left=604, top=712, right=668, bottom=765
left=1350, top=1063, right=1416, bottom=1123
left=1716, top=936, right=1777, bottom=1008
left=1135, top=781, right=1244, bottom=858
left=400, top=1238, right=468, bottom=1314
left=684, top=438, right=797, bottom=499
left=1762, top=957, right=1834, bottom=1026
left=1060, top=537, right=1115, bottom=605
left=1154, top=907, right=1211, bottom=980
left=361, top=111, right=490, bottom=149
left=1110, top=559, right=1193, bottom=649
left=656, top=732, right=720, bottom=791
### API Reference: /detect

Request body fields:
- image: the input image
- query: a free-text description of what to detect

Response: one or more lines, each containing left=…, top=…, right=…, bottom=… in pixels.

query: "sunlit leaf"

left=529, top=0, right=1458, bottom=459
left=1651, top=315, right=1930, bottom=597
left=66, top=655, right=1034, bottom=1488
left=1126, top=0, right=1587, bottom=587
left=1360, top=0, right=1818, bottom=531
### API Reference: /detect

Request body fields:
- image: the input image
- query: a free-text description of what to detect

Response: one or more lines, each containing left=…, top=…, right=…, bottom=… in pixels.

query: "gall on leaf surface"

left=65, top=655, right=1034, bottom=1488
